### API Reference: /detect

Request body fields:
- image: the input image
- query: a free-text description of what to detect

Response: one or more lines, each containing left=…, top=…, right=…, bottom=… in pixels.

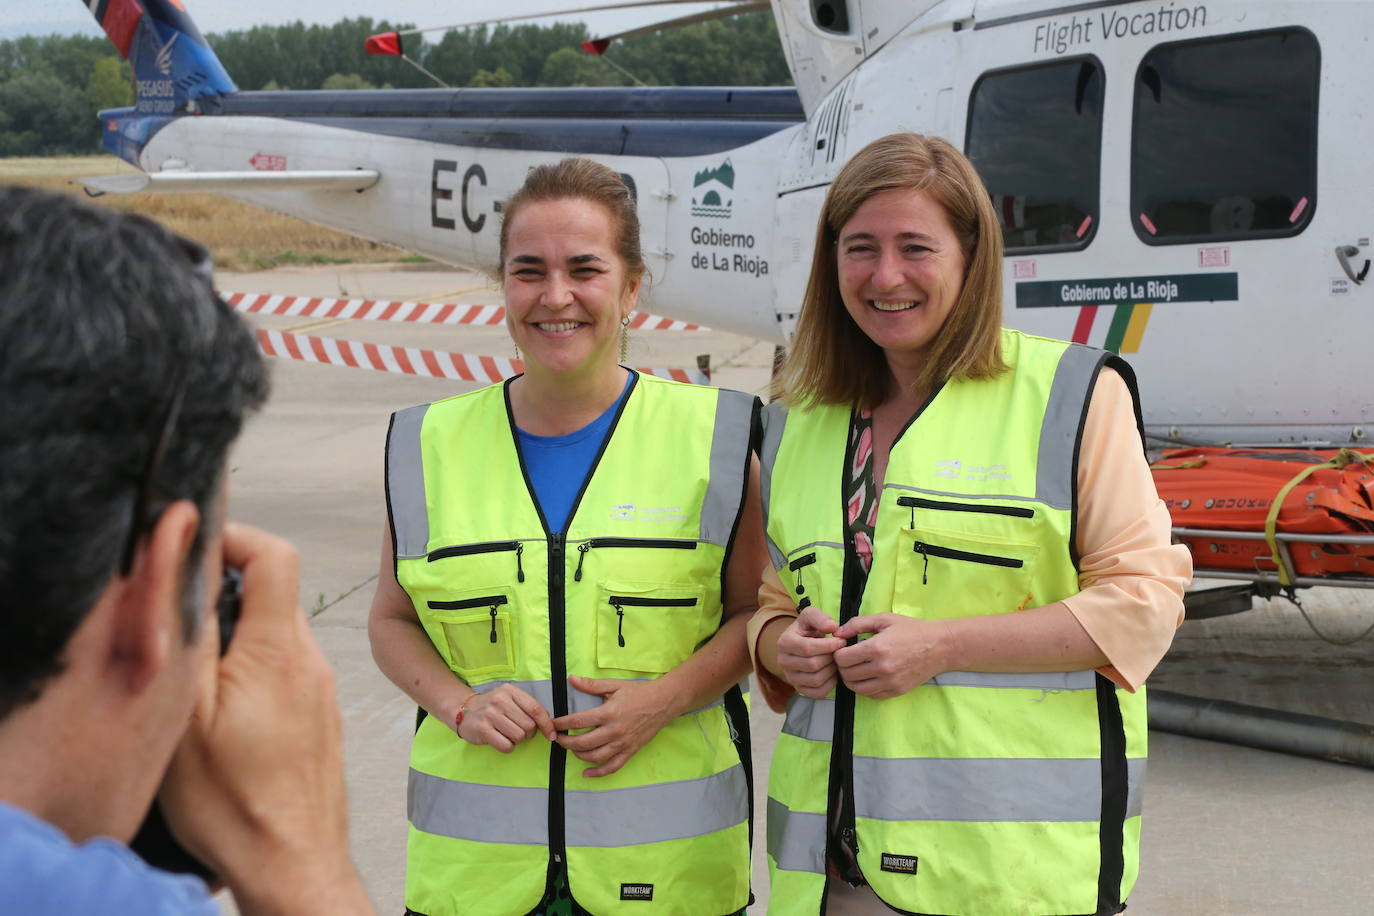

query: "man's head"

left=0, top=186, right=269, bottom=721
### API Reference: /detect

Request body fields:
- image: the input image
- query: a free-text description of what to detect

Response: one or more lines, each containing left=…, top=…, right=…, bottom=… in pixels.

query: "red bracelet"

left=453, top=693, right=477, bottom=732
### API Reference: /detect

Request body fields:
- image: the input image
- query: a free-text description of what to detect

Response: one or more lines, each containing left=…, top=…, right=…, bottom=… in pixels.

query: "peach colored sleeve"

left=1065, top=368, right=1192, bottom=691
left=747, top=565, right=800, bottom=713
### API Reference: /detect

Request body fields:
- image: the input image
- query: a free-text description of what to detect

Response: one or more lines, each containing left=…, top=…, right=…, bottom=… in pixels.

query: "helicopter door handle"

left=1336, top=245, right=1370, bottom=284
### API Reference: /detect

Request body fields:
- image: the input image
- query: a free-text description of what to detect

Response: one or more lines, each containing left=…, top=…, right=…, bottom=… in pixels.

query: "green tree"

left=86, top=56, right=133, bottom=112
left=0, top=71, right=97, bottom=155
left=211, top=19, right=425, bottom=91
left=321, top=72, right=376, bottom=91
left=616, top=13, right=790, bottom=86
left=539, top=47, right=625, bottom=87
left=469, top=66, right=515, bottom=88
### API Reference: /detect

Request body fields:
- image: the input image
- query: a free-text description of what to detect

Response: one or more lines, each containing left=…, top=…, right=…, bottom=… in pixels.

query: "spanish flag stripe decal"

left=1119, top=303, right=1154, bottom=354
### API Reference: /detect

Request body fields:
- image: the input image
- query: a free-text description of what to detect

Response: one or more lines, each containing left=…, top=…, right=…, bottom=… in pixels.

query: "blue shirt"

left=0, top=801, right=217, bottom=914
left=517, top=374, right=633, bottom=533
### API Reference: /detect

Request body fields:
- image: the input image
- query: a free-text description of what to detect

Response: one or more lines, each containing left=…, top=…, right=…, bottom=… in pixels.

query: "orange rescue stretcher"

left=1151, top=447, right=1374, bottom=587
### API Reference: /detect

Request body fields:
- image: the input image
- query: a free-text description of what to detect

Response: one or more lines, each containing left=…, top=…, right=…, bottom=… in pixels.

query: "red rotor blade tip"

left=581, top=38, right=612, bottom=55
left=365, top=31, right=403, bottom=56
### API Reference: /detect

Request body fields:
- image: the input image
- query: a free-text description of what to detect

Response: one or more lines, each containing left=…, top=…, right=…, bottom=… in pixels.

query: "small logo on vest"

left=880, top=853, right=919, bottom=875
left=620, top=883, right=654, bottom=901
left=608, top=503, right=685, bottom=523
left=933, top=459, right=1012, bottom=483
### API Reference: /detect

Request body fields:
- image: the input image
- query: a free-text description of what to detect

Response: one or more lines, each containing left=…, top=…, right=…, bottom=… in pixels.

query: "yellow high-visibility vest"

left=387, top=371, right=757, bottom=916
left=761, top=330, right=1148, bottom=916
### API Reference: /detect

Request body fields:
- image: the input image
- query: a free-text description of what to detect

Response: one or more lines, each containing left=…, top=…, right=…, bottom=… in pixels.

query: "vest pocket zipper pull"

left=914, top=542, right=930, bottom=584
left=788, top=551, right=817, bottom=595
left=488, top=604, right=500, bottom=643
left=613, top=600, right=626, bottom=647
left=574, top=543, right=590, bottom=581
left=515, top=542, right=525, bottom=583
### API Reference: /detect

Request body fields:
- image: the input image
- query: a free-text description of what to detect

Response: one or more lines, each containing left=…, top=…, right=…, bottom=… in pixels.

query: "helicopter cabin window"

left=965, top=57, right=1103, bottom=253
left=1132, top=28, right=1319, bottom=244
left=812, top=0, right=850, bottom=34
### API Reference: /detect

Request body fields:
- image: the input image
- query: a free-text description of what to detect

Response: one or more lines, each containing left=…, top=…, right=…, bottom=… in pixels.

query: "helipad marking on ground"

left=254, top=329, right=710, bottom=385
left=223, top=292, right=708, bottom=331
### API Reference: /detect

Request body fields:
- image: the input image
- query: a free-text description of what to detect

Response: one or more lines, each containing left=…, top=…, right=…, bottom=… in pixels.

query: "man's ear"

left=110, top=500, right=202, bottom=694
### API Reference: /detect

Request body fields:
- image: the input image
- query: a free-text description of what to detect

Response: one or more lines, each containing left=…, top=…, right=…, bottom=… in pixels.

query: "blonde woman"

left=752, top=134, right=1190, bottom=916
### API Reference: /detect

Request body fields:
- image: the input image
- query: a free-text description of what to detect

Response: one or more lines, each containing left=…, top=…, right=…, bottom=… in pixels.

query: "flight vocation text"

left=1062, top=279, right=1180, bottom=303
left=689, top=226, right=769, bottom=277
left=1034, top=3, right=1207, bottom=55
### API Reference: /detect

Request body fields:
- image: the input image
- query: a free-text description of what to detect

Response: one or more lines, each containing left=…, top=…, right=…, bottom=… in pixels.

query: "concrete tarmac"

left=215, top=264, right=1374, bottom=915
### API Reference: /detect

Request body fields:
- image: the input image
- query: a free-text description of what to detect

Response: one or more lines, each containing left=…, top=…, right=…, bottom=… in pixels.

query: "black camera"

left=129, top=567, right=242, bottom=880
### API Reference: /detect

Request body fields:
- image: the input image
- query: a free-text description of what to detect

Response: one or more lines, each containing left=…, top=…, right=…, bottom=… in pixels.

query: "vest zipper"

left=896, top=495, right=1035, bottom=528
left=426, top=594, right=509, bottom=611
left=832, top=410, right=864, bottom=889
left=608, top=596, right=701, bottom=648
left=547, top=531, right=568, bottom=882
left=504, top=371, right=639, bottom=908
left=426, top=596, right=509, bottom=642
left=426, top=539, right=526, bottom=584
left=572, top=537, right=698, bottom=581
left=911, top=540, right=1024, bottom=579
left=787, top=551, right=817, bottom=594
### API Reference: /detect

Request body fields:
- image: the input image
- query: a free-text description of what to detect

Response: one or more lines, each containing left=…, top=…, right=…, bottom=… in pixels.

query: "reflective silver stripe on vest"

left=765, top=536, right=787, bottom=573
left=789, top=539, right=844, bottom=554
left=568, top=765, right=748, bottom=846
left=701, top=389, right=756, bottom=547
left=853, top=755, right=1145, bottom=823
left=759, top=402, right=788, bottom=570
left=884, top=482, right=1039, bottom=506
left=1037, top=344, right=1104, bottom=512
left=781, top=673, right=1092, bottom=744
left=386, top=403, right=431, bottom=560
left=474, top=679, right=725, bottom=717
left=766, top=797, right=827, bottom=874
left=409, top=769, right=547, bottom=845
left=782, top=696, right=834, bottom=743
left=409, top=766, right=747, bottom=846
left=1127, top=756, right=1146, bottom=819
left=930, top=669, right=1096, bottom=690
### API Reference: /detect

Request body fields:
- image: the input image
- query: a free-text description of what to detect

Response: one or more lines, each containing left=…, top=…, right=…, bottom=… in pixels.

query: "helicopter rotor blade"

left=580, top=0, right=768, bottom=54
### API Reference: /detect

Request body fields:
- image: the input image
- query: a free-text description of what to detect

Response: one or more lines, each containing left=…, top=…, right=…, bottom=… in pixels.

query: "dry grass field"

left=0, top=155, right=413, bottom=271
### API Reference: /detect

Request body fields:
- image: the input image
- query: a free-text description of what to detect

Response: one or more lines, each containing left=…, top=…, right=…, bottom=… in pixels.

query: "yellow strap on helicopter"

left=1149, top=457, right=1208, bottom=470
left=1263, top=449, right=1374, bottom=585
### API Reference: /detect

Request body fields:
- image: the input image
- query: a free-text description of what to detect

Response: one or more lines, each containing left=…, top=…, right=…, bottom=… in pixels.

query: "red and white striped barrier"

left=222, top=292, right=707, bottom=331
left=255, top=328, right=710, bottom=385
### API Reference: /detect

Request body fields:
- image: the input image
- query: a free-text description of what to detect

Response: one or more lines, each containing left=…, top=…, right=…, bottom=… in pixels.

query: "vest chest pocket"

left=426, top=593, right=516, bottom=679
left=894, top=525, right=1040, bottom=621
left=596, top=582, right=706, bottom=675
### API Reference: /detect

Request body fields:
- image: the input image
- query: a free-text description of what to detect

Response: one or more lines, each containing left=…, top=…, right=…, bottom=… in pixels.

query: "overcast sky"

left=0, top=1, right=733, bottom=41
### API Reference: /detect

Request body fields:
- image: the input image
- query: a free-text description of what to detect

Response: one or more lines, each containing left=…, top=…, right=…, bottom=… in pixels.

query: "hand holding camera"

left=151, top=523, right=370, bottom=914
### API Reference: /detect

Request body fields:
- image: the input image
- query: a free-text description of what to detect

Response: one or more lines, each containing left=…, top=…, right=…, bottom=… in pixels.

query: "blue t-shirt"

left=0, top=801, right=217, bottom=914
left=517, top=374, right=633, bottom=532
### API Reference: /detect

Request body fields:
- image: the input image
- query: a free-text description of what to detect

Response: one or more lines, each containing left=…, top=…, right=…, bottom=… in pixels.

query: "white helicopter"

left=80, top=0, right=1371, bottom=447
left=80, top=0, right=1374, bottom=615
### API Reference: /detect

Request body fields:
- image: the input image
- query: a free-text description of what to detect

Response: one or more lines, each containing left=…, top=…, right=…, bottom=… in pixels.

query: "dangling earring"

left=513, top=340, right=521, bottom=362
left=619, top=316, right=630, bottom=363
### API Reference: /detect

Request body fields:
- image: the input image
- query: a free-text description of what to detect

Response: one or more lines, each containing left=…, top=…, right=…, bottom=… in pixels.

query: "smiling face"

left=502, top=197, right=641, bottom=378
left=836, top=186, right=968, bottom=369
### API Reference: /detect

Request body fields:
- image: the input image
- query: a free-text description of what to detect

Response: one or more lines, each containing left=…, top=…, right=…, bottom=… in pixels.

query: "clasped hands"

left=776, top=606, right=951, bottom=700
left=453, top=676, right=672, bottom=777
